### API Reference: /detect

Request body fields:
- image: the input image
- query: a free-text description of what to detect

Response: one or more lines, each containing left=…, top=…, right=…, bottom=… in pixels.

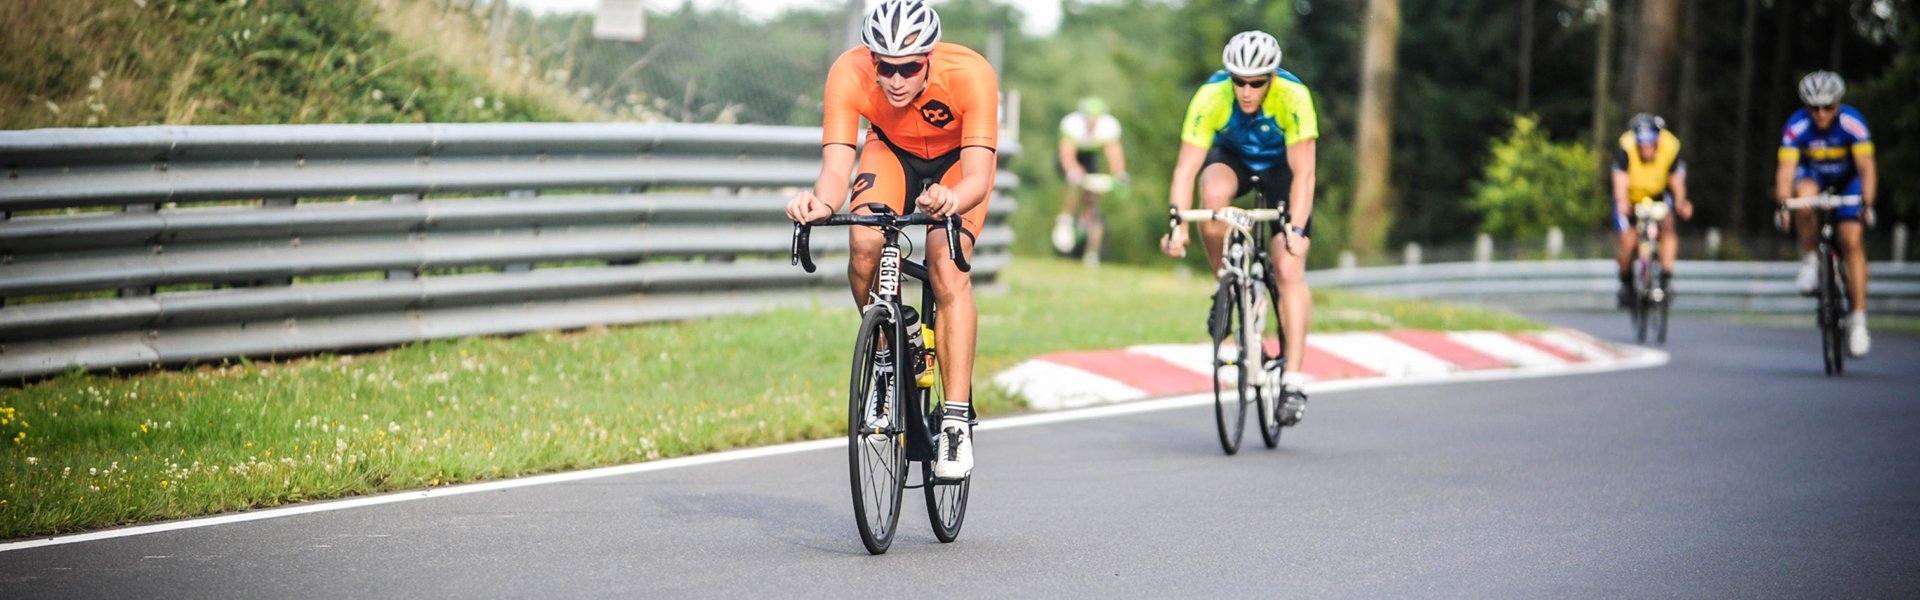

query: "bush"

left=1468, top=115, right=1604, bottom=239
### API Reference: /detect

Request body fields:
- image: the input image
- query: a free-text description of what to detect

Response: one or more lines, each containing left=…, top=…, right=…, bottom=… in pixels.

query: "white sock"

left=1853, top=311, right=1867, bottom=328
left=1280, top=371, right=1307, bottom=391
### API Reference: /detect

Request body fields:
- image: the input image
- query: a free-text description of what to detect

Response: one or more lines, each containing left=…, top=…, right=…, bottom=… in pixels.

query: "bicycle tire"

left=848, top=309, right=907, bottom=554
left=1651, top=260, right=1669, bottom=345
left=1633, top=258, right=1650, bottom=343
left=1212, top=278, right=1249, bottom=455
left=1257, top=277, right=1284, bottom=449
left=1831, top=252, right=1848, bottom=376
left=1818, top=247, right=1840, bottom=376
left=923, top=384, right=970, bottom=543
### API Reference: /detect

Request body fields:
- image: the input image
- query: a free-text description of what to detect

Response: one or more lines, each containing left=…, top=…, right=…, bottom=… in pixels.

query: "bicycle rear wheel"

left=848, top=309, right=907, bottom=554
left=923, top=385, right=971, bottom=543
left=1256, top=278, right=1284, bottom=449
left=1211, top=279, right=1249, bottom=456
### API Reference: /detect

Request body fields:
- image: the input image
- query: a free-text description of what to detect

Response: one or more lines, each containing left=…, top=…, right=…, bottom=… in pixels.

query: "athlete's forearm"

left=1057, top=139, right=1079, bottom=174
left=1612, top=170, right=1630, bottom=212
left=1286, top=139, right=1317, bottom=230
left=1168, top=143, right=1206, bottom=211
left=1857, top=155, right=1877, bottom=207
left=814, top=144, right=858, bottom=211
left=1669, top=172, right=1689, bottom=205
left=1105, top=141, right=1128, bottom=176
left=1774, top=160, right=1796, bottom=204
left=952, top=146, right=997, bottom=214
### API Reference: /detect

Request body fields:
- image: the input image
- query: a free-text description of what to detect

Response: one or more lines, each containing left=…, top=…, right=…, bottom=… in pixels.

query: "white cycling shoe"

left=1795, top=253, right=1819, bottom=295
left=1051, top=214, right=1076, bottom=255
left=933, top=422, right=974, bottom=480
left=1849, top=313, right=1871, bottom=358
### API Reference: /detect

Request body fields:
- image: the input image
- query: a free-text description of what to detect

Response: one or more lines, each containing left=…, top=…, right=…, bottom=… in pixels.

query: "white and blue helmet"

left=1222, top=31, right=1282, bottom=77
left=863, top=0, right=942, bottom=57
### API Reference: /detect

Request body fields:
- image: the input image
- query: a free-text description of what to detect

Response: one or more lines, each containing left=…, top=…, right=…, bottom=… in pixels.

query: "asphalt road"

left=3, top=313, right=1917, bottom=598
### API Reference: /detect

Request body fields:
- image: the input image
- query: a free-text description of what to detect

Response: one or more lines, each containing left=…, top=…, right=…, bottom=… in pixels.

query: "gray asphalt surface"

left=3, top=313, right=1918, bottom=598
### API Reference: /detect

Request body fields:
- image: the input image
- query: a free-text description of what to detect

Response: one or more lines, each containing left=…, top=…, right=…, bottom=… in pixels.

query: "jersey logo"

left=919, top=99, right=955, bottom=128
left=850, top=173, right=877, bottom=201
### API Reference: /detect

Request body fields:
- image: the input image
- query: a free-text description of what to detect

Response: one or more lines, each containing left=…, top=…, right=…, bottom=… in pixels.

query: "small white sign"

left=592, top=0, right=646, bottom=43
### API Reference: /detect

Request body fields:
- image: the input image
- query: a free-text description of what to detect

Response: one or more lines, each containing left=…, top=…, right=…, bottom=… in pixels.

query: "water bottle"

left=901, top=307, right=934, bottom=388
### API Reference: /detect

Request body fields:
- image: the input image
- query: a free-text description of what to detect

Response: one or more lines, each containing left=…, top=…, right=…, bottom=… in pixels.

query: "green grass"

left=0, top=258, right=1538, bottom=538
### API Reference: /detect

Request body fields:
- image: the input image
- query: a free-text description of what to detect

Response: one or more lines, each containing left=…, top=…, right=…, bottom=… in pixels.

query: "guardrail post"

left=1894, top=223, right=1909, bottom=266
left=1403, top=242, right=1422, bottom=266
left=1338, top=249, right=1357, bottom=272
left=1705, top=227, right=1723, bottom=260
left=1546, top=227, right=1564, bottom=259
left=1474, top=233, right=1493, bottom=264
left=259, top=198, right=299, bottom=287
left=120, top=203, right=159, bottom=298
left=503, top=190, right=537, bottom=273
left=387, top=193, right=422, bottom=281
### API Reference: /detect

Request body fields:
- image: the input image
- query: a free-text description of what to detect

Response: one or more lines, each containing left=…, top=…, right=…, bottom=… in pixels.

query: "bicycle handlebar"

left=790, top=212, right=971, bottom=274
left=1167, top=206, right=1286, bottom=230
left=1782, top=194, right=1863, bottom=211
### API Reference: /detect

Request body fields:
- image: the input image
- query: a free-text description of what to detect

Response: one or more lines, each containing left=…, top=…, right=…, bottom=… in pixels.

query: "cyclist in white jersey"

left=1052, top=97, right=1129, bottom=265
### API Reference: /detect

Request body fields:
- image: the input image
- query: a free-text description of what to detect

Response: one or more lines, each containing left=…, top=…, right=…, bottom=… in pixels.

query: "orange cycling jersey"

left=822, top=42, right=999, bottom=159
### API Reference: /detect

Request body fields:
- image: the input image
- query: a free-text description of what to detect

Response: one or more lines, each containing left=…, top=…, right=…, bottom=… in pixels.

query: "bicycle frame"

left=1784, top=193, right=1860, bottom=374
left=792, top=207, right=972, bottom=462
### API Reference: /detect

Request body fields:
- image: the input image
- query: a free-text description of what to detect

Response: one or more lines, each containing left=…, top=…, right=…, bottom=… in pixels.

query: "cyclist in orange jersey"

left=785, top=0, right=997, bottom=480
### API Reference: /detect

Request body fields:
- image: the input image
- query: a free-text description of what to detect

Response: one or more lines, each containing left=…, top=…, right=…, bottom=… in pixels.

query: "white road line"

left=0, top=344, right=1668, bottom=554
left=1445, top=331, right=1568, bottom=367
left=1126, top=343, right=1222, bottom=379
left=993, top=359, right=1147, bottom=411
left=1310, top=333, right=1459, bottom=377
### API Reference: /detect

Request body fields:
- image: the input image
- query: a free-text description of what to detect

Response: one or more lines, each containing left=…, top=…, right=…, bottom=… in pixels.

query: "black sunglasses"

left=1231, top=76, right=1270, bottom=89
left=1809, top=104, right=1838, bottom=113
left=874, top=57, right=928, bottom=79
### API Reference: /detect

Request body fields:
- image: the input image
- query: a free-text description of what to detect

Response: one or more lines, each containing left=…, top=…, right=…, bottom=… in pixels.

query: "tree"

left=1470, top=116, right=1604, bottom=240
left=1350, top=0, right=1401, bottom=263
left=1626, top=0, right=1680, bottom=114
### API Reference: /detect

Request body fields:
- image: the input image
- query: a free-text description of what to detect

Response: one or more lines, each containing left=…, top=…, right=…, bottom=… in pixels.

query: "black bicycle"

left=1169, top=177, right=1289, bottom=455
left=1626, top=200, right=1672, bottom=344
left=1783, top=192, right=1861, bottom=376
left=792, top=205, right=973, bottom=555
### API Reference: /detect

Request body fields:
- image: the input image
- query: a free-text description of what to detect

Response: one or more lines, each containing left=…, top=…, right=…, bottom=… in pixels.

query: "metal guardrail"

left=0, top=124, right=1020, bottom=379
left=1312, top=259, right=1920, bottom=314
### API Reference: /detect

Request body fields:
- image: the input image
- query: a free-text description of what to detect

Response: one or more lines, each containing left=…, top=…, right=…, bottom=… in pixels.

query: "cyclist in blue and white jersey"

left=1774, top=70, right=1878, bottom=357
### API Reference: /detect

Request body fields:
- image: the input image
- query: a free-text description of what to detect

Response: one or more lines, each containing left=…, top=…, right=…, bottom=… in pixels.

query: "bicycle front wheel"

left=923, top=385, right=971, bottom=543
left=1818, top=248, right=1841, bottom=376
left=848, top=309, right=907, bottom=555
left=1211, top=279, right=1249, bottom=455
left=1256, top=278, right=1284, bottom=449
left=1633, top=258, right=1651, bottom=343
left=1650, top=261, right=1669, bottom=345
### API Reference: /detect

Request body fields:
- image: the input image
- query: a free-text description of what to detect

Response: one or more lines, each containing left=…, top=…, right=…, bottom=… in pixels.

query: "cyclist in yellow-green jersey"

left=1161, top=30, right=1319, bottom=426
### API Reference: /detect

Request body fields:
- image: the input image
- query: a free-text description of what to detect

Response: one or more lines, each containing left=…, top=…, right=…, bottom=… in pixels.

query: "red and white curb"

left=994, top=328, right=1668, bottom=411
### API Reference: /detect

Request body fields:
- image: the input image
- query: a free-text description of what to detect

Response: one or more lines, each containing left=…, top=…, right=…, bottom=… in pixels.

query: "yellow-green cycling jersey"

left=1180, top=68, right=1319, bottom=172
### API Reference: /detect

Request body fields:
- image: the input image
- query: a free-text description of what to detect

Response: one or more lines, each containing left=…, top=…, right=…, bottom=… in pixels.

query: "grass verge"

left=0, top=258, right=1539, bottom=538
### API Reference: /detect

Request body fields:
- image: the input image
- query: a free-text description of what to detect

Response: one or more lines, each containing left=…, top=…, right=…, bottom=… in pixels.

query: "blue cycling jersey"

left=1778, top=104, right=1873, bottom=187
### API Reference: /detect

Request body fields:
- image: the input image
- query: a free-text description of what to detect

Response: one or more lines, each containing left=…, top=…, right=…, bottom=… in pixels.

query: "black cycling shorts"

left=1202, top=145, right=1312, bottom=238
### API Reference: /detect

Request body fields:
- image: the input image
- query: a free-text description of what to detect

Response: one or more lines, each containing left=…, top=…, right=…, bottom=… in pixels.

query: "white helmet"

left=1222, top=31, right=1282, bottom=77
left=1798, top=71, right=1845, bottom=106
left=862, top=0, right=942, bottom=57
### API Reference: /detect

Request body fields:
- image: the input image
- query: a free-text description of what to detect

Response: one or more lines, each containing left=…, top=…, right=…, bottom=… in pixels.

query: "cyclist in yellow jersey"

left=1611, top=113, right=1695, bottom=306
left=1161, top=31, right=1318, bottom=425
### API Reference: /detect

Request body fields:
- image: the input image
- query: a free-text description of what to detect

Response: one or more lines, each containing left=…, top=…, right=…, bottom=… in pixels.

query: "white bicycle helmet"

left=1798, top=71, right=1845, bottom=106
left=862, top=0, right=942, bottom=57
left=1222, top=31, right=1282, bottom=77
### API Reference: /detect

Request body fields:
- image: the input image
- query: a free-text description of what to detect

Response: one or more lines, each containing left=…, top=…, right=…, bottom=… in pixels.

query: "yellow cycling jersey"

left=1179, top=69, right=1319, bottom=173
left=1613, top=130, right=1682, bottom=202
